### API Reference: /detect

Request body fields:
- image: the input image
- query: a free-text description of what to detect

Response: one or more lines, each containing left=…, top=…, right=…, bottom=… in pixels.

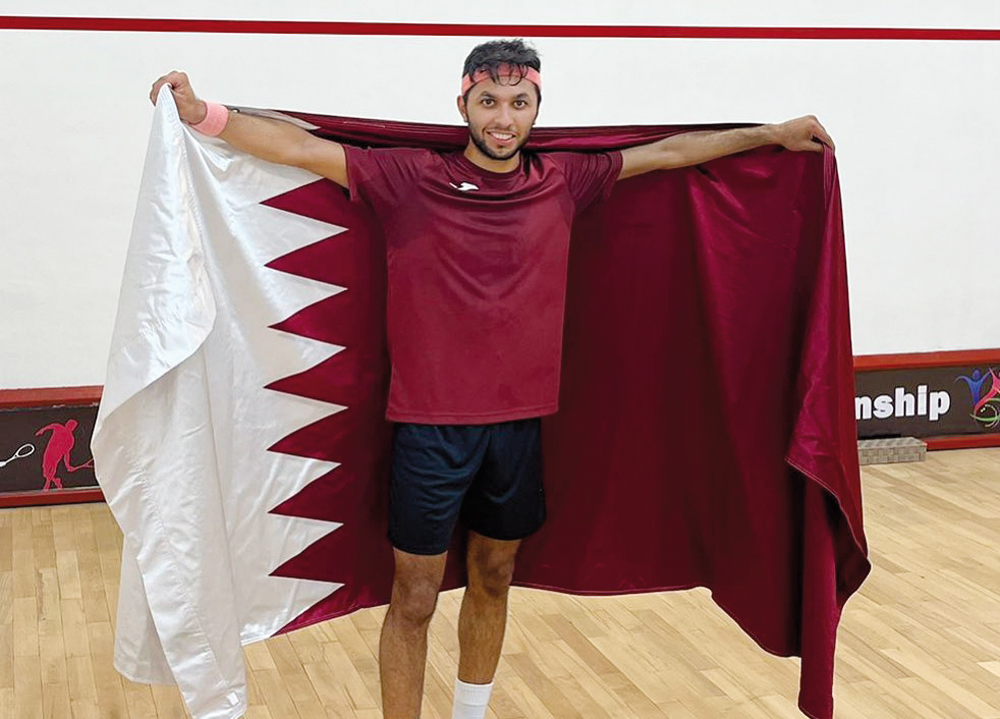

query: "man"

left=150, top=38, right=833, bottom=719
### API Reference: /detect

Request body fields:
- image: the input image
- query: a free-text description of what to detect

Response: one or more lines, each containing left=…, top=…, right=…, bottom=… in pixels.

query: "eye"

left=514, top=99, right=528, bottom=108
left=481, top=97, right=495, bottom=107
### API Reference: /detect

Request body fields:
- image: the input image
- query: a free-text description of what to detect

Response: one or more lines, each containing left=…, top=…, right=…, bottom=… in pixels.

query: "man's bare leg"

left=457, top=532, right=521, bottom=683
left=380, top=548, right=448, bottom=718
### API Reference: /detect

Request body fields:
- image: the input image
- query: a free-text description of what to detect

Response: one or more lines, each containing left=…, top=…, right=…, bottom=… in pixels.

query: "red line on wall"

left=854, top=349, right=1000, bottom=371
left=0, top=488, right=105, bottom=509
left=2, top=16, right=1000, bottom=40
left=0, top=385, right=102, bottom=409
left=924, top=434, right=1000, bottom=451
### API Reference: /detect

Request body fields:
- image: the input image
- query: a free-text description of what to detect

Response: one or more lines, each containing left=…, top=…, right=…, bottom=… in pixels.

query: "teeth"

left=489, top=131, right=514, bottom=140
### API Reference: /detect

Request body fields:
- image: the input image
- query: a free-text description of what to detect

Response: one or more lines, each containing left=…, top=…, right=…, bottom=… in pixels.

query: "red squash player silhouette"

left=35, top=420, right=94, bottom=490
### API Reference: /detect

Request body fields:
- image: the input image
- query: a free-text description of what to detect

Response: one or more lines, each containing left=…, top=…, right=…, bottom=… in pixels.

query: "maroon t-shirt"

left=344, top=145, right=623, bottom=424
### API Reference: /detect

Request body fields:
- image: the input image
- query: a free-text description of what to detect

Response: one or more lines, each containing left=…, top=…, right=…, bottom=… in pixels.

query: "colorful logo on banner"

left=956, top=368, right=1000, bottom=429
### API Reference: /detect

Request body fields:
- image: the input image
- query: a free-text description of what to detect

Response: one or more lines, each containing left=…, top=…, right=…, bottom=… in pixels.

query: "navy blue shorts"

left=389, top=418, right=547, bottom=555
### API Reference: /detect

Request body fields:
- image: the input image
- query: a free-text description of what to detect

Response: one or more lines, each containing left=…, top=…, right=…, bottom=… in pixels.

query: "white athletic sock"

left=451, top=678, right=494, bottom=719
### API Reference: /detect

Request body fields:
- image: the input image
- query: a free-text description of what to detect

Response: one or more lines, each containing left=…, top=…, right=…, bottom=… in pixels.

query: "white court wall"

left=2, top=2, right=999, bottom=388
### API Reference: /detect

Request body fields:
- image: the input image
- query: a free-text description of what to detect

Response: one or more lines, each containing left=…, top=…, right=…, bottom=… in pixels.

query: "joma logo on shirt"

left=449, top=181, right=479, bottom=192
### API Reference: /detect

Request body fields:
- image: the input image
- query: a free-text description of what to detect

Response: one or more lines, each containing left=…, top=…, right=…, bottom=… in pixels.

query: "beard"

left=469, top=125, right=531, bottom=161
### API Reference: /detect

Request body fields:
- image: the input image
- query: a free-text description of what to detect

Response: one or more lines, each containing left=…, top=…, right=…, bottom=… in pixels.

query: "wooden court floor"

left=1, top=447, right=998, bottom=719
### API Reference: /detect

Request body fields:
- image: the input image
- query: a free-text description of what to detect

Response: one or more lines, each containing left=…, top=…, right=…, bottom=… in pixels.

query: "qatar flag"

left=92, top=89, right=869, bottom=719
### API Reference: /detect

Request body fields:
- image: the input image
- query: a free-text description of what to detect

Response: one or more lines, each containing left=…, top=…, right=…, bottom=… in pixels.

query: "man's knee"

left=389, top=550, right=446, bottom=626
left=390, top=581, right=439, bottom=626
left=467, top=536, right=518, bottom=599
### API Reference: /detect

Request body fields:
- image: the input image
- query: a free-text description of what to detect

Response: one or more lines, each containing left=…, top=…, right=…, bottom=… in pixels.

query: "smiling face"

left=458, top=77, right=540, bottom=172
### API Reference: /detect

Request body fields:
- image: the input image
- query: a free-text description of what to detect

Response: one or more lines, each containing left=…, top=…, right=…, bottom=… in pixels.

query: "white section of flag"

left=92, top=89, right=346, bottom=719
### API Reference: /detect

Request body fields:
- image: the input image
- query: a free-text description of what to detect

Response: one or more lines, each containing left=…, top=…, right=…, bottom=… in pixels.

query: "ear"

left=456, top=94, right=468, bottom=122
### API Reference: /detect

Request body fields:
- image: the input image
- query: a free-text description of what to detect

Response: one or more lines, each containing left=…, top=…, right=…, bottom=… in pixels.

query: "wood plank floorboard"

left=0, top=447, right=997, bottom=718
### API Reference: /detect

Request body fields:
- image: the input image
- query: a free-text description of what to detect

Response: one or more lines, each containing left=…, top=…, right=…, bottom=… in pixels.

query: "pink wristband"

left=189, top=101, right=230, bottom=136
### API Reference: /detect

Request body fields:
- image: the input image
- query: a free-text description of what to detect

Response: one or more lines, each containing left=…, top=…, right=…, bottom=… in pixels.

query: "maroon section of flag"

left=258, top=115, right=869, bottom=719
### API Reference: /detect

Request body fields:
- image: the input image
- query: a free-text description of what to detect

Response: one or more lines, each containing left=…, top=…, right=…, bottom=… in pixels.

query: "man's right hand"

left=150, top=71, right=207, bottom=125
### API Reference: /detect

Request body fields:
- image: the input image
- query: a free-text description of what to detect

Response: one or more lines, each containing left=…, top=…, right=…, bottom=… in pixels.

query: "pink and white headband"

left=461, top=64, right=542, bottom=95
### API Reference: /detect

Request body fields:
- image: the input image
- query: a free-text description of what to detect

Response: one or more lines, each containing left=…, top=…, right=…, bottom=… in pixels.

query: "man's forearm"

left=619, top=124, right=784, bottom=180
left=217, top=109, right=314, bottom=168
left=618, top=115, right=831, bottom=180
left=656, top=125, right=778, bottom=170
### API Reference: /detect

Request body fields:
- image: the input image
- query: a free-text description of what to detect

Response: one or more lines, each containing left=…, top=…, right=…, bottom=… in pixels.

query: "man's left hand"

left=771, top=115, right=835, bottom=153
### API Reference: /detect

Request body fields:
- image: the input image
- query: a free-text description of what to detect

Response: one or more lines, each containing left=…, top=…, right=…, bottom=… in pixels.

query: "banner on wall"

left=5, top=362, right=994, bottom=502
left=855, top=364, right=1000, bottom=438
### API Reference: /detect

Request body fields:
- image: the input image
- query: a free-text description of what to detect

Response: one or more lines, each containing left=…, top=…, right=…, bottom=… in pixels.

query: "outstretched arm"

left=150, top=71, right=348, bottom=187
left=618, top=116, right=834, bottom=181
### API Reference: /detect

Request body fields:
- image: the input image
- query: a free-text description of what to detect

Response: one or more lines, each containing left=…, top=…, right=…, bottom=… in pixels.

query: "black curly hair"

left=462, top=39, right=541, bottom=103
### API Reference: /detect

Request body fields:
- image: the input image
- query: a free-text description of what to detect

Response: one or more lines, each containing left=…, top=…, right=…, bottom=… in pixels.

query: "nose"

left=496, top=104, right=514, bottom=127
